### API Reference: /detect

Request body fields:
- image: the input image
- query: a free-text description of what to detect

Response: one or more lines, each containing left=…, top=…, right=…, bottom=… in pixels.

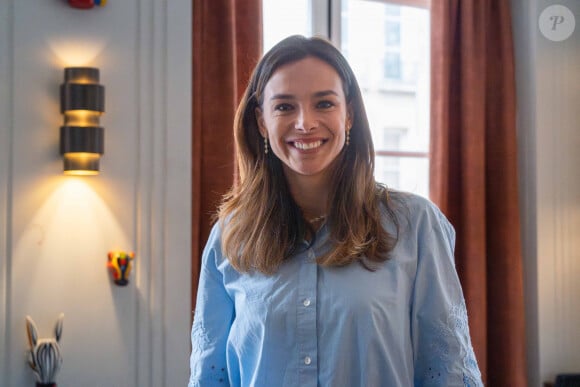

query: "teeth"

left=294, top=140, right=323, bottom=150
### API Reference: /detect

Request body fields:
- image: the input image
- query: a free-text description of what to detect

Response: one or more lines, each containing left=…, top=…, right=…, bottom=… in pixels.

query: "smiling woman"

left=189, top=35, right=483, bottom=387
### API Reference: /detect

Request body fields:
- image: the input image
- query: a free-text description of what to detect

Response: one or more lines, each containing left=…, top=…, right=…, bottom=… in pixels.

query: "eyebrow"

left=269, top=90, right=340, bottom=101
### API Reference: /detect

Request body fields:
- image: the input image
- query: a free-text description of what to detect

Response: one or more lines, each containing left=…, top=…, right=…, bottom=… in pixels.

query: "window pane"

left=384, top=52, right=401, bottom=79
left=262, top=0, right=311, bottom=52
left=385, top=21, right=401, bottom=46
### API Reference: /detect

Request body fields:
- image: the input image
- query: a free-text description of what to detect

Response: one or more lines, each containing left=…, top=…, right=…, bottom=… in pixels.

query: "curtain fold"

left=430, top=1, right=527, bottom=385
left=192, top=0, right=262, bottom=310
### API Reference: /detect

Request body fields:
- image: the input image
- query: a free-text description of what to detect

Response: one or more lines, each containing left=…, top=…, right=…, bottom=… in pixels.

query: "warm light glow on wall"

left=13, top=177, right=131, bottom=300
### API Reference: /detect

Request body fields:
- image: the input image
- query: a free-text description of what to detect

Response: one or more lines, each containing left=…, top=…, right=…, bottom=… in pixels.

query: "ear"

left=55, top=313, right=64, bottom=342
left=25, top=316, right=38, bottom=348
left=254, top=107, right=267, bottom=138
left=346, top=105, right=354, bottom=129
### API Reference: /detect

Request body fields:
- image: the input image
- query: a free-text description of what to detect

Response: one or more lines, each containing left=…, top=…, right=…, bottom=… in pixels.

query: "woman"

left=189, top=35, right=483, bottom=387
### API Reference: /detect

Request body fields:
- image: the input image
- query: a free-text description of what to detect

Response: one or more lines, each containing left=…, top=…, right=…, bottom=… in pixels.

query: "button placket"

left=297, top=247, right=318, bottom=386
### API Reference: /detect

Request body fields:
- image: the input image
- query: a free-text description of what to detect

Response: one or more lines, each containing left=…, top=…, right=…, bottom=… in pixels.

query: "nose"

left=294, top=107, right=318, bottom=132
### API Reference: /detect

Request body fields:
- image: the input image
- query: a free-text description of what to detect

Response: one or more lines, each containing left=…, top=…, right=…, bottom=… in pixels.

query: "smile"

left=292, top=140, right=325, bottom=150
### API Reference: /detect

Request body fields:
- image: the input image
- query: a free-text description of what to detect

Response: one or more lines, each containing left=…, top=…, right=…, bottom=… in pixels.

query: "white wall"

left=0, top=1, right=192, bottom=386
left=512, top=0, right=580, bottom=385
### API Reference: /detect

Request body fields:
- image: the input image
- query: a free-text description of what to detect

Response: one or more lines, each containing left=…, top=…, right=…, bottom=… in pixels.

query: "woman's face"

left=256, top=56, right=351, bottom=183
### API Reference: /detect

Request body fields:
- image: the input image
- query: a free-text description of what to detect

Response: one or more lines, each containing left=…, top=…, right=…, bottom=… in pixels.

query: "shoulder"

left=388, top=190, right=440, bottom=214
left=382, top=191, right=455, bottom=242
left=201, top=221, right=242, bottom=278
left=383, top=190, right=446, bottom=222
left=200, top=222, right=225, bottom=269
left=205, top=221, right=223, bottom=250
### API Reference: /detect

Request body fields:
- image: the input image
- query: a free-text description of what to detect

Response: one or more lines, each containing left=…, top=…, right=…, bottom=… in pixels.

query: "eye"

left=274, top=103, right=294, bottom=112
left=316, top=100, right=335, bottom=109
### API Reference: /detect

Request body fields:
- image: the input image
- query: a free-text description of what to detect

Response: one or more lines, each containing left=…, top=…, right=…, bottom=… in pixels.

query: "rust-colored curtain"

left=192, top=0, right=262, bottom=310
left=430, top=1, right=527, bottom=385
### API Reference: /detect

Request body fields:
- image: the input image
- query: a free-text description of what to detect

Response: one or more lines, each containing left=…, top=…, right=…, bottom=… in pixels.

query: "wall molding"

left=0, top=0, right=14, bottom=385
left=135, top=0, right=191, bottom=386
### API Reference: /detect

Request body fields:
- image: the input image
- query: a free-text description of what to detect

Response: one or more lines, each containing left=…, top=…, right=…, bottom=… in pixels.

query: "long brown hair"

left=218, top=35, right=399, bottom=274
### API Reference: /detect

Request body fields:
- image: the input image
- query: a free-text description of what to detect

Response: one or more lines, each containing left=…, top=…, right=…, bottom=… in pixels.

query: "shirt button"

left=304, top=356, right=311, bottom=365
left=303, top=298, right=311, bottom=307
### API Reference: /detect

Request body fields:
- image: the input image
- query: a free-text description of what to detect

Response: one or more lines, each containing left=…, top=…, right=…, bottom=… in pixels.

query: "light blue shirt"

left=189, top=193, right=483, bottom=386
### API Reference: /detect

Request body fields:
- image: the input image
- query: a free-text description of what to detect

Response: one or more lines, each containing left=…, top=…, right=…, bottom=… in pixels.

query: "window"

left=384, top=10, right=402, bottom=80
left=263, top=0, right=430, bottom=198
left=384, top=52, right=401, bottom=80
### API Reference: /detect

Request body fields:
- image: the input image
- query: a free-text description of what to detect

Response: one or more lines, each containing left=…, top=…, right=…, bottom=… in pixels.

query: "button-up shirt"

left=189, top=193, right=483, bottom=386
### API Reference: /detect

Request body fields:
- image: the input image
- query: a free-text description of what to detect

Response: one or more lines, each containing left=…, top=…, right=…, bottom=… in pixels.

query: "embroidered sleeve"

left=189, top=226, right=234, bottom=387
left=411, top=204, right=483, bottom=387
left=420, top=301, right=482, bottom=386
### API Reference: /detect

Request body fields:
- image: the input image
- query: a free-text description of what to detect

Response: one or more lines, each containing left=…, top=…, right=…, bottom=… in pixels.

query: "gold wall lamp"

left=60, top=67, right=104, bottom=175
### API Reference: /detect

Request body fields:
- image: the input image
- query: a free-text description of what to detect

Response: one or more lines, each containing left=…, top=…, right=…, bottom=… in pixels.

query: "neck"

left=284, top=169, right=330, bottom=218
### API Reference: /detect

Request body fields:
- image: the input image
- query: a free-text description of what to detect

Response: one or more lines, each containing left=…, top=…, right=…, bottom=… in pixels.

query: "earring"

left=264, top=137, right=269, bottom=154
left=346, top=130, right=350, bottom=146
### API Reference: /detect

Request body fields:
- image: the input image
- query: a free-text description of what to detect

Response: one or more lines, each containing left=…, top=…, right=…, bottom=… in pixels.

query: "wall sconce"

left=60, top=67, right=104, bottom=175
